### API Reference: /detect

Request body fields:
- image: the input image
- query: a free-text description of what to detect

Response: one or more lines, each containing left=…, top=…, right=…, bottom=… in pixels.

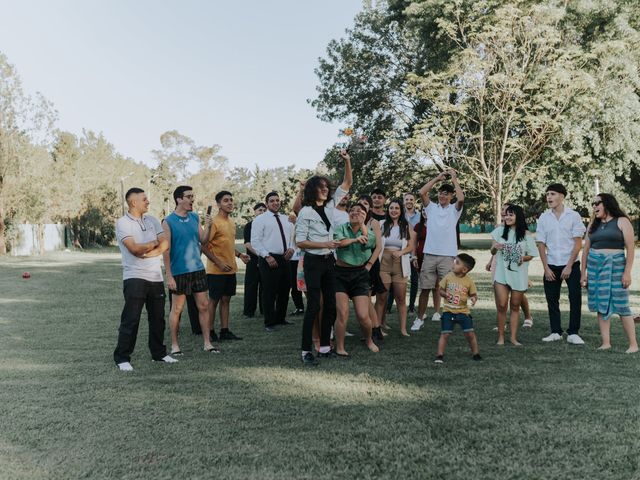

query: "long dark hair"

left=501, top=204, right=527, bottom=243
left=302, top=176, right=334, bottom=207
left=382, top=199, right=410, bottom=239
left=589, top=193, right=628, bottom=233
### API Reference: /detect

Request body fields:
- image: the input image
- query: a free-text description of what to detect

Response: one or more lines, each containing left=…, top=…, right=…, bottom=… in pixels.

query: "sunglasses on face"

left=591, top=201, right=602, bottom=207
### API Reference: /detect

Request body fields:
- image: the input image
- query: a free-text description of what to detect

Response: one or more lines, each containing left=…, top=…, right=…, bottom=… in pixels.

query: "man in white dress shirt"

left=536, top=183, right=586, bottom=344
left=251, top=191, right=295, bottom=331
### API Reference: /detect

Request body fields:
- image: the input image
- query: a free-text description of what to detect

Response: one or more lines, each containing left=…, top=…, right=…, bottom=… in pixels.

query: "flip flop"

left=336, top=352, right=351, bottom=359
left=204, top=346, right=220, bottom=354
left=170, top=350, right=183, bottom=356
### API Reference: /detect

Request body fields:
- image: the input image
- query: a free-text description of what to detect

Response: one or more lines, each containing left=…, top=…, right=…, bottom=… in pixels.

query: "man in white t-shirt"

left=113, top=187, right=178, bottom=371
left=535, top=183, right=586, bottom=345
left=412, top=171, right=464, bottom=331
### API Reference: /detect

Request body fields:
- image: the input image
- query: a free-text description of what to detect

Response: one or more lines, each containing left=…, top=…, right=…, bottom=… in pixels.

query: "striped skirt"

left=587, top=250, right=632, bottom=320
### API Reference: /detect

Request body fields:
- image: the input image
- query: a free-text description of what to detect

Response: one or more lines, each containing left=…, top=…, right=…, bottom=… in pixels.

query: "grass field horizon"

left=1, top=245, right=639, bottom=479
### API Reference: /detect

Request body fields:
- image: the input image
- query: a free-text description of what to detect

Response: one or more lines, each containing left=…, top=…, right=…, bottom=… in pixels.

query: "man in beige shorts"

left=412, top=170, right=465, bottom=331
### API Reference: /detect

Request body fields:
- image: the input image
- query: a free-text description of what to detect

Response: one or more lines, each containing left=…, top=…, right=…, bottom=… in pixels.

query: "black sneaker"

left=318, top=350, right=337, bottom=359
left=434, top=355, right=444, bottom=364
left=219, top=330, right=243, bottom=341
left=302, top=352, right=318, bottom=366
left=472, top=354, right=482, bottom=361
left=290, top=308, right=304, bottom=316
left=279, top=319, right=294, bottom=326
left=209, top=330, right=219, bottom=342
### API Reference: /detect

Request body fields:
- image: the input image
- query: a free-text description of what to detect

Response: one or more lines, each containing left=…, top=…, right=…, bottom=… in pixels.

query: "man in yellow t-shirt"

left=202, top=191, right=250, bottom=341
left=434, top=253, right=481, bottom=364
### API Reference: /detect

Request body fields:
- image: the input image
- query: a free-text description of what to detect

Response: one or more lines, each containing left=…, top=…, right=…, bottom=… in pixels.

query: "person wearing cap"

left=243, top=202, right=267, bottom=318
left=413, top=170, right=464, bottom=332
left=536, top=183, right=586, bottom=345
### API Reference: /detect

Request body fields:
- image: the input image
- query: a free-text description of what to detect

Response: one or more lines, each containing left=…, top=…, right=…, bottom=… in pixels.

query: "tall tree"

left=0, top=52, right=57, bottom=253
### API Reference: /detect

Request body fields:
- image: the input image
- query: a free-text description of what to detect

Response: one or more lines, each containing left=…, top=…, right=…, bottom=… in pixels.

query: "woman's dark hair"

left=589, top=193, right=629, bottom=233
left=382, top=199, right=410, bottom=239
left=501, top=204, right=527, bottom=243
left=302, top=175, right=334, bottom=207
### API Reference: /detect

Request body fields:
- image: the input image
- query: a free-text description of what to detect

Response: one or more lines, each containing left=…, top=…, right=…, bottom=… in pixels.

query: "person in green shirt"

left=333, top=202, right=379, bottom=356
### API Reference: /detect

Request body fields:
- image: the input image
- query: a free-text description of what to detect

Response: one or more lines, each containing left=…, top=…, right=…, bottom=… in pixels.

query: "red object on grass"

left=22, top=272, right=31, bottom=279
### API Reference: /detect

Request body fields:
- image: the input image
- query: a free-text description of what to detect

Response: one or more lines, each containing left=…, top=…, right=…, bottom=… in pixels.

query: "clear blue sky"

left=0, top=1, right=363, bottom=170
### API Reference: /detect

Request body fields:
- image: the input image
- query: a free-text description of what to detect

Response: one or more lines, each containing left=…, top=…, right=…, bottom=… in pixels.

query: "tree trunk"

left=0, top=195, right=6, bottom=255
left=493, top=188, right=502, bottom=228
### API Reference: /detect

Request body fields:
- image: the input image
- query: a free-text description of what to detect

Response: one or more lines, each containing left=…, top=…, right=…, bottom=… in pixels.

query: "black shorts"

left=207, top=274, right=237, bottom=300
left=171, top=270, right=208, bottom=295
left=335, top=265, right=370, bottom=298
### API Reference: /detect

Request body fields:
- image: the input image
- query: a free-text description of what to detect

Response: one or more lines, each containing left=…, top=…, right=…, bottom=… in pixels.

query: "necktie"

left=274, top=214, right=287, bottom=254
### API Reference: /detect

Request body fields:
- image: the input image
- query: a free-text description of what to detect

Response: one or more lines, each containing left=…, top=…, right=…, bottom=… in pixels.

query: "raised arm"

left=449, top=170, right=465, bottom=210
left=419, top=171, right=446, bottom=205
left=339, top=149, right=353, bottom=192
left=198, top=213, right=213, bottom=244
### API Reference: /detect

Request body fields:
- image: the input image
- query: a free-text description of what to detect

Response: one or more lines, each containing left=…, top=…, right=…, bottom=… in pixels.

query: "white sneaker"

left=117, top=362, right=133, bottom=371
left=566, top=334, right=585, bottom=345
left=542, top=333, right=562, bottom=342
left=154, top=355, right=178, bottom=363
left=431, top=312, right=441, bottom=322
left=410, top=317, right=424, bottom=331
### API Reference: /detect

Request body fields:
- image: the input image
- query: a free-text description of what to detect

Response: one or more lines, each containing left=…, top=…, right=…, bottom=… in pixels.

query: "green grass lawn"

left=1, top=247, right=639, bottom=480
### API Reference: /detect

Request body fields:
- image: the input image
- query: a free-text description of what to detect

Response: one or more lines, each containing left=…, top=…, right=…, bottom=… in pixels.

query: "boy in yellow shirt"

left=435, top=253, right=481, bottom=363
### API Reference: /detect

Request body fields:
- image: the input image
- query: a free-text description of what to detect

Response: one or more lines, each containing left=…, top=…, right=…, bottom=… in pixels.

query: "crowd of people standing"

left=112, top=153, right=638, bottom=370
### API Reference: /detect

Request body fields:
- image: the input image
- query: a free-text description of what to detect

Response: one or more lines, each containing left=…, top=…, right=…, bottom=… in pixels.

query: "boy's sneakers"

left=410, top=317, right=424, bottom=331
left=431, top=312, right=441, bottom=322
left=472, top=354, right=482, bottom=361
left=434, top=355, right=444, bottom=364
left=117, top=362, right=133, bottom=371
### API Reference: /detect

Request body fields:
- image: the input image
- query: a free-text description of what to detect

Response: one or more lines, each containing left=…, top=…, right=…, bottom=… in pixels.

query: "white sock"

left=319, top=346, right=331, bottom=354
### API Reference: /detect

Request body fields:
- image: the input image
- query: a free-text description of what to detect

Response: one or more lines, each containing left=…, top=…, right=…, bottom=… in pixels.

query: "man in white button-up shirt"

left=535, top=184, right=586, bottom=345
left=251, top=192, right=294, bottom=331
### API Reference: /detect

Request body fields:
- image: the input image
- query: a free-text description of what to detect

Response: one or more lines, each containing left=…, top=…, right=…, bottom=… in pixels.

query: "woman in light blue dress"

left=490, top=204, right=538, bottom=346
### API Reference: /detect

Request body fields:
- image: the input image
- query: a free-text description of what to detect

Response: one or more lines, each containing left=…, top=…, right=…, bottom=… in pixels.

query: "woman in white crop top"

left=375, top=199, right=416, bottom=336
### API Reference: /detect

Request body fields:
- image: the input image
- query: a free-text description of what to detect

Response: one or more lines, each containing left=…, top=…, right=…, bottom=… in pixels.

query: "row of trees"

left=312, top=0, right=640, bottom=223
left=0, top=53, right=312, bottom=253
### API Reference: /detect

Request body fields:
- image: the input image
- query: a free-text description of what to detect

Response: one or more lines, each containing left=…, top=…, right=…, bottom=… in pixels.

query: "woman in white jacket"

left=375, top=199, right=416, bottom=337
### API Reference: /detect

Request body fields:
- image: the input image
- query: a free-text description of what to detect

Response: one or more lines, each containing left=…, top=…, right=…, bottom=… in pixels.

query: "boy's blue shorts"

left=441, top=312, right=474, bottom=333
